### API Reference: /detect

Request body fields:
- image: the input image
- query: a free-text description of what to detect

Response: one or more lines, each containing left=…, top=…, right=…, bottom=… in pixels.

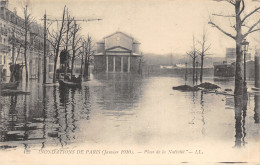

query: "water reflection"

left=254, top=94, right=260, bottom=123
left=200, top=91, right=206, bottom=136
left=234, top=94, right=247, bottom=148
left=0, top=75, right=260, bottom=150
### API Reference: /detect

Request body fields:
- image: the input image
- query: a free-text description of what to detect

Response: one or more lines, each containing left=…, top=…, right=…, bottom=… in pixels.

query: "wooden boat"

left=59, top=79, right=81, bottom=88
left=0, top=81, right=19, bottom=90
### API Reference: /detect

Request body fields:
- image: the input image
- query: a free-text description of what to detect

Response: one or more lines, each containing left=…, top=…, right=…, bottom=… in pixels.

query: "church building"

left=94, top=31, right=141, bottom=73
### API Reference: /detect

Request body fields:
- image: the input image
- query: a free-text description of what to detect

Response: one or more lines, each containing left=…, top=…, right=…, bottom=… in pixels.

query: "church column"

left=106, top=55, right=108, bottom=72
left=121, top=56, right=123, bottom=72
left=127, top=56, right=130, bottom=72
left=113, top=56, right=115, bottom=72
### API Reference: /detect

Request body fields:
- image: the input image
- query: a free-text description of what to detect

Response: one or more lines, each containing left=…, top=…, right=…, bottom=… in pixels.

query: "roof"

left=98, top=31, right=140, bottom=44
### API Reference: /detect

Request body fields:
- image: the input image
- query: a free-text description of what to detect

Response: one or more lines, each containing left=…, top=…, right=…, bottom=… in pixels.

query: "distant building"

left=94, top=31, right=142, bottom=73
left=226, top=48, right=236, bottom=63
left=214, top=62, right=235, bottom=77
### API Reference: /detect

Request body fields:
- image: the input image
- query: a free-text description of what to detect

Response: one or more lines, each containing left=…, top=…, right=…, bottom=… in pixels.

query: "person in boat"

left=71, top=75, right=77, bottom=83
left=77, top=75, right=82, bottom=83
left=64, top=75, right=71, bottom=81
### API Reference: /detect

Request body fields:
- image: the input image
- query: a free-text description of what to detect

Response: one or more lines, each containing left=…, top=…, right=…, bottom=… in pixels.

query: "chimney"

left=0, top=0, right=9, bottom=8
left=14, top=7, right=17, bottom=15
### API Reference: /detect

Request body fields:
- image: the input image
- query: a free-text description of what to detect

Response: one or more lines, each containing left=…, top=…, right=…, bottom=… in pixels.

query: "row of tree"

left=8, top=2, right=95, bottom=83
left=186, top=28, right=211, bottom=85
left=47, top=6, right=95, bottom=83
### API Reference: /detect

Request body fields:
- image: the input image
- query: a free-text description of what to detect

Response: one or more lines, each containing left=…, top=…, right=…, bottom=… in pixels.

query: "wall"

left=105, top=32, right=133, bottom=51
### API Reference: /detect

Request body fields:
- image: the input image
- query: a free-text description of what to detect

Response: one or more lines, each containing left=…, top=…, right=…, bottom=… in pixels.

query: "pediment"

left=106, top=46, right=131, bottom=52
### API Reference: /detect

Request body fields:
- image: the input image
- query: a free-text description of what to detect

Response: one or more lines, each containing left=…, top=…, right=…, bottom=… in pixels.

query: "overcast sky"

left=8, top=0, right=260, bottom=57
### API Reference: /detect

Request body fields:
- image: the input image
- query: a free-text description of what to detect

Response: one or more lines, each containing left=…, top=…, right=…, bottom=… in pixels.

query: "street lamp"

left=241, top=39, right=249, bottom=83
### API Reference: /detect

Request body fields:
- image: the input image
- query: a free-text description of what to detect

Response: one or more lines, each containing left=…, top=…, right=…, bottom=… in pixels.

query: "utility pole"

left=43, top=11, right=47, bottom=84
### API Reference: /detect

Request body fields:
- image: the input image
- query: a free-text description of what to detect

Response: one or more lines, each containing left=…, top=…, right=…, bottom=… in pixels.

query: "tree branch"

left=238, top=0, right=245, bottom=16
left=208, top=21, right=236, bottom=40
left=212, top=13, right=235, bottom=17
left=241, top=7, right=260, bottom=23
left=243, top=19, right=260, bottom=38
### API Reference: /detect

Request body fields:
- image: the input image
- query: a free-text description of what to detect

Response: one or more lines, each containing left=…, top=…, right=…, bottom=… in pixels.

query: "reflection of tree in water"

left=254, top=94, right=260, bottom=124
left=8, top=96, right=18, bottom=130
left=234, top=94, right=248, bottom=148
left=41, top=85, right=47, bottom=149
left=57, top=86, right=82, bottom=146
left=200, top=91, right=206, bottom=136
left=189, top=91, right=199, bottom=125
left=58, top=85, right=69, bottom=147
left=0, top=95, right=18, bottom=142
left=83, top=86, right=91, bottom=120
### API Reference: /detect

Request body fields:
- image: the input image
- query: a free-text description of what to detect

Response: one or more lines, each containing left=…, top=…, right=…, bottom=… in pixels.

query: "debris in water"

left=194, top=82, right=220, bottom=90
left=172, top=85, right=199, bottom=91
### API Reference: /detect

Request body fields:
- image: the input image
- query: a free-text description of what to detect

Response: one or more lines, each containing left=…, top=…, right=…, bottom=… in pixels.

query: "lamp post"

left=241, top=39, right=249, bottom=84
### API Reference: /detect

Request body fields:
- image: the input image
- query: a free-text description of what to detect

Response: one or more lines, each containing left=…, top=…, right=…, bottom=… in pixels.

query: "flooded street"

left=0, top=74, right=260, bottom=158
left=0, top=74, right=260, bottom=161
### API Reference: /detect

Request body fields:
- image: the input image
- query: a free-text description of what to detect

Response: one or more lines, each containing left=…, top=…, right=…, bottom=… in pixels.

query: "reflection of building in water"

left=94, top=31, right=142, bottom=73
left=93, top=73, right=143, bottom=112
left=254, top=94, right=260, bottom=123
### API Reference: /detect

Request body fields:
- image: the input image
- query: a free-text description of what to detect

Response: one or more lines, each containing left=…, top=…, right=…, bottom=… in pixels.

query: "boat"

left=0, top=81, right=19, bottom=90
left=59, top=79, right=81, bottom=88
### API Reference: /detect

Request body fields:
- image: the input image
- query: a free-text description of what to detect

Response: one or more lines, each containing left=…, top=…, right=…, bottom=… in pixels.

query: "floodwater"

left=0, top=74, right=259, bottom=157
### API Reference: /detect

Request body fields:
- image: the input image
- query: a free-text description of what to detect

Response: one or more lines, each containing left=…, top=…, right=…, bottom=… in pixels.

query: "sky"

left=7, top=0, right=260, bottom=57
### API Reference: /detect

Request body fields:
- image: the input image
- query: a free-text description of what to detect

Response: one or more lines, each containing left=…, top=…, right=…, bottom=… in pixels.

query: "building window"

left=0, top=55, right=2, bottom=64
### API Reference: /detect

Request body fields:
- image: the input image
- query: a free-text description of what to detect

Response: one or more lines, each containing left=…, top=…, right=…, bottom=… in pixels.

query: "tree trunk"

left=192, top=58, right=195, bottom=85
left=200, top=54, right=204, bottom=83
left=234, top=40, right=244, bottom=95
left=24, top=9, right=29, bottom=82
left=52, top=6, right=66, bottom=83
left=53, top=50, right=59, bottom=83
left=71, top=50, right=75, bottom=79
left=234, top=1, right=245, bottom=96
left=24, top=30, right=28, bottom=82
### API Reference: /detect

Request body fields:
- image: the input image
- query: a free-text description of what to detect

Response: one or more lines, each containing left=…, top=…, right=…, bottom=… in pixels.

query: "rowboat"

left=0, top=81, right=19, bottom=90
left=59, top=79, right=81, bottom=88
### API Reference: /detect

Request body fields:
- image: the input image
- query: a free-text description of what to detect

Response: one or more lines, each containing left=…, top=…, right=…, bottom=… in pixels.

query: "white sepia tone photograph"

left=0, top=0, right=260, bottom=164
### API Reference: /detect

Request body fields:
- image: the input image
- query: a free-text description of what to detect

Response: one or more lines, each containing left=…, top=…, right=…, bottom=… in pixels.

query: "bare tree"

left=197, top=28, right=211, bottom=83
left=83, top=35, right=95, bottom=80
left=70, top=20, right=82, bottom=79
left=187, top=35, right=199, bottom=85
left=62, top=10, right=74, bottom=78
left=48, top=6, right=67, bottom=83
left=17, top=0, right=35, bottom=82
left=209, top=0, right=260, bottom=95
